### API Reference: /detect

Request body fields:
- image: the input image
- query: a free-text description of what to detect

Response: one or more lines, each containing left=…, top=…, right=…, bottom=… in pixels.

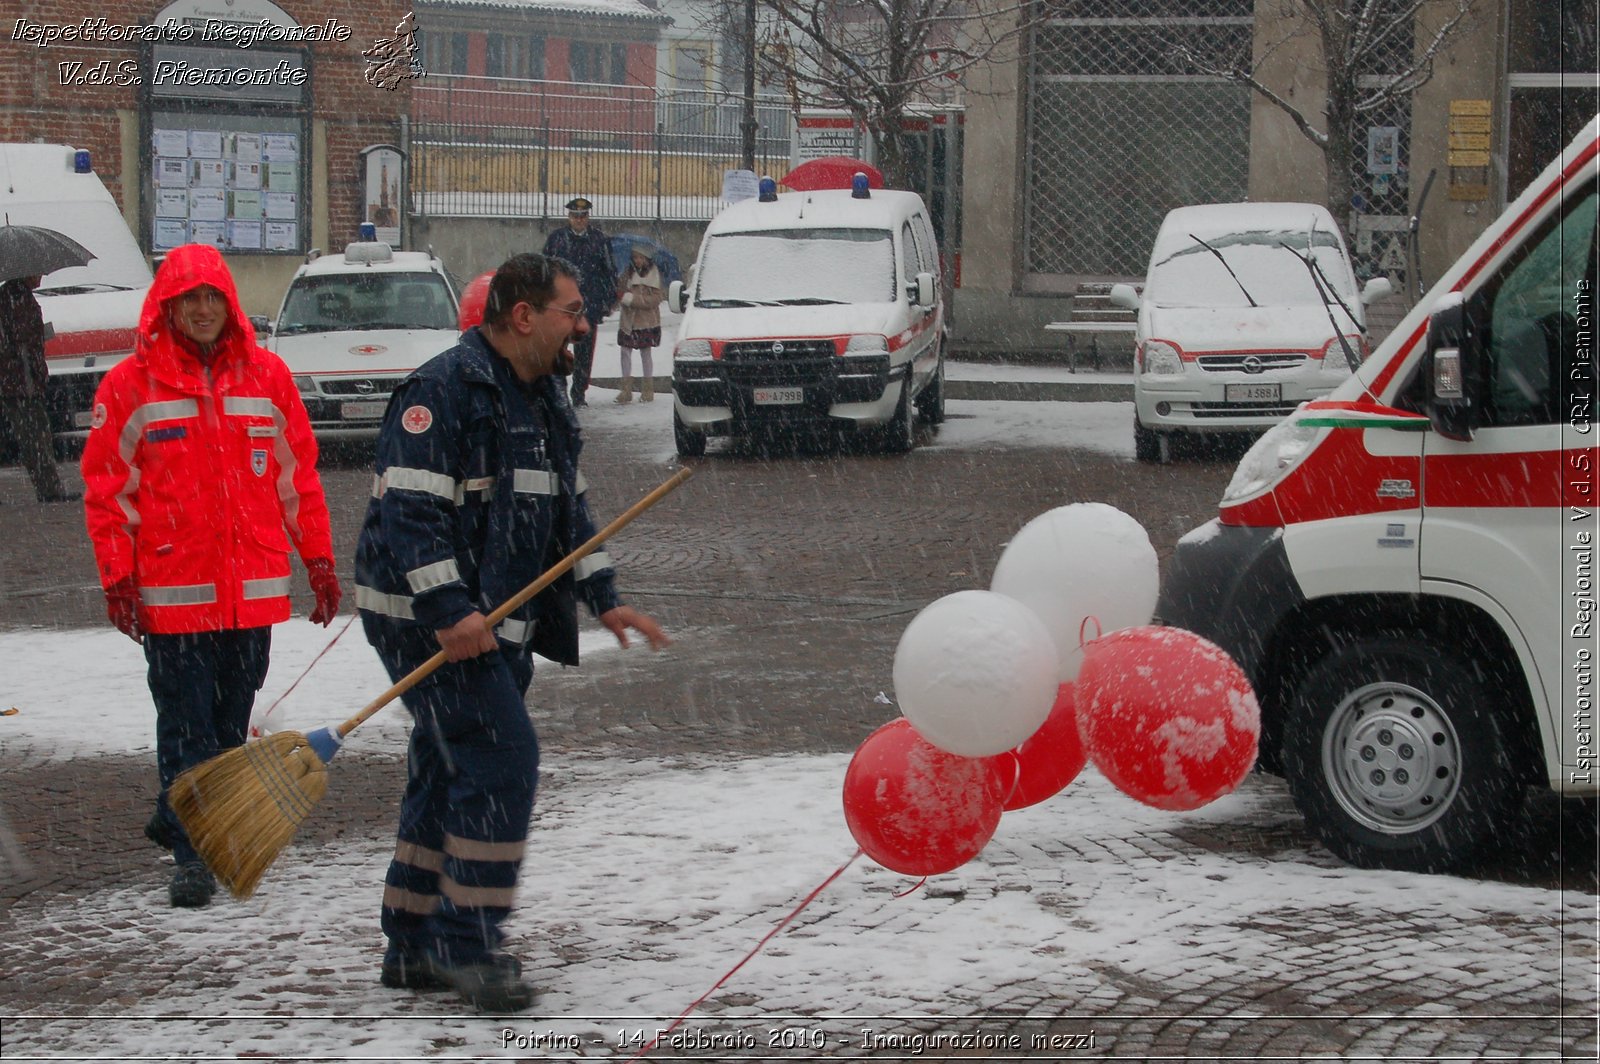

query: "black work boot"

left=169, top=862, right=215, bottom=908
left=421, top=952, right=538, bottom=1012
left=144, top=811, right=175, bottom=851
left=381, top=948, right=522, bottom=991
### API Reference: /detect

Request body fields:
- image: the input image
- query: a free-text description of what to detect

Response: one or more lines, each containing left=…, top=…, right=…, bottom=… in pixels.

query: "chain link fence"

left=409, top=76, right=792, bottom=223
left=1022, top=0, right=1255, bottom=280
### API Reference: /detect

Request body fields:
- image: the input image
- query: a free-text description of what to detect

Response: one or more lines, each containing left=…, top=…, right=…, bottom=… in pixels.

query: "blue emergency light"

left=757, top=176, right=778, bottom=202
left=851, top=172, right=871, bottom=199
left=359, top=222, right=377, bottom=240
left=73, top=150, right=92, bottom=173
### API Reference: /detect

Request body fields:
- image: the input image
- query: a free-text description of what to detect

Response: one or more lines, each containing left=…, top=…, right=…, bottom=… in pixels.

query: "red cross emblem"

left=349, top=343, right=388, bottom=356
left=401, top=405, right=433, bottom=434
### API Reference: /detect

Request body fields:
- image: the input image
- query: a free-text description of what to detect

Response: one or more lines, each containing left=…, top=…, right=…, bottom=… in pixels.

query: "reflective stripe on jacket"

left=81, top=244, right=334, bottom=634
left=353, top=327, right=620, bottom=666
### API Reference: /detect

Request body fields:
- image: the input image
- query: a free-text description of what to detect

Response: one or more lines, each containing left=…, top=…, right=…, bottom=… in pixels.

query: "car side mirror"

left=908, top=271, right=936, bottom=309
left=668, top=279, right=687, bottom=314
left=1360, top=276, right=1395, bottom=306
left=1422, top=294, right=1479, bottom=441
left=249, top=314, right=272, bottom=337
left=1109, top=283, right=1141, bottom=311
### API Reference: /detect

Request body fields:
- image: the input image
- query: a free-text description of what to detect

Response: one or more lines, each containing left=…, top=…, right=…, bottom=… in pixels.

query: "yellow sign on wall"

left=1448, top=100, right=1492, bottom=201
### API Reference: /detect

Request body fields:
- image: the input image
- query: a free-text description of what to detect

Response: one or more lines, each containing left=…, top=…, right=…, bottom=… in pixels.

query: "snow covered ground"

left=1, top=620, right=1592, bottom=1060
left=1, top=363, right=1590, bottom=1060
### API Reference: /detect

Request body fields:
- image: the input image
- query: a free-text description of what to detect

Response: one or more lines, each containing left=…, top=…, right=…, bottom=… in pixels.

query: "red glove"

left=105, top=577, right=142, bottom=642
left=307, top=557, right=342, bottom=626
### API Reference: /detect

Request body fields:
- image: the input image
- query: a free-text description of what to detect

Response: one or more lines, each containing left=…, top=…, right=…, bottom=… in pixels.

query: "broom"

left=169, top=467, right=694, bottom=898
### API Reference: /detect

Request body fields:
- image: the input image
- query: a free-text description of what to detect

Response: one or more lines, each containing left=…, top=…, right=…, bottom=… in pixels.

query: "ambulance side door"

left=1418, top=180, right=1598, bottom=772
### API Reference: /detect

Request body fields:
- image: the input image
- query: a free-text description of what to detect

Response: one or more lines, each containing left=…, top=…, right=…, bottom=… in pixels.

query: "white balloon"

left=891, top=589, right=1060, bottom=757
left=990, top=503, right=1159, bottom=681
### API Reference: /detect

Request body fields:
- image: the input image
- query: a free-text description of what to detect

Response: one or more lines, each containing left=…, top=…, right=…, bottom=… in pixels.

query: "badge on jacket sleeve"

left=90, top=403, right=107, bottom=430
left=402, top=405, right=433, bottom=434
left=251, top=448, right=268, bottom=476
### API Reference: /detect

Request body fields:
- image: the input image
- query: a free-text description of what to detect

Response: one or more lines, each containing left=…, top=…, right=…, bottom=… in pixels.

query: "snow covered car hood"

left=681, top=302, right=906, bottom=344
left=268, top=328, right=461, bottom=377
left=39, top=287, right=146, bottom=364
left=1145, top=304, right=1356, bottom=354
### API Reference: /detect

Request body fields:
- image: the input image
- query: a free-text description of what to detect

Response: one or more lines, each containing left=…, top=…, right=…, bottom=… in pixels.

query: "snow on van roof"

left=0, top=143, right=153, bottom=293
left=298, top=248, right=442, bottom=277
left=708, top=188, right=927, bottom=233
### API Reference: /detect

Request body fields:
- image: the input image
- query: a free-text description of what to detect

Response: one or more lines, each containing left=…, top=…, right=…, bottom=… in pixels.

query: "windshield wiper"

left=1279, top=240, right=1362, bottom=372
left=694, top=298, right=778, bottom=308
left=773, top=297, right=846, bottom=306
left=37, top=283, right=137, bottom=295
left=1188, top=233, right=1258, bottom=307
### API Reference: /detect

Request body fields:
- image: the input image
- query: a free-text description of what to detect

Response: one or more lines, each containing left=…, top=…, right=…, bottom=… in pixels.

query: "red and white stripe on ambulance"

left=1220, top=117, right=1598, bottom=783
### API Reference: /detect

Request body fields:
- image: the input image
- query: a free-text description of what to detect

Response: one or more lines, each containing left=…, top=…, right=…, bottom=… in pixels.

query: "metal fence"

left=409, top=76, right=794, bottom=222
left=1022, top=0, right=1255, bottom=279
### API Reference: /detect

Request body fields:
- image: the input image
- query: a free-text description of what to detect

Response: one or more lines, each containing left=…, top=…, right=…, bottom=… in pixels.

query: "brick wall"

left=1, top=0, right=411, bottom=253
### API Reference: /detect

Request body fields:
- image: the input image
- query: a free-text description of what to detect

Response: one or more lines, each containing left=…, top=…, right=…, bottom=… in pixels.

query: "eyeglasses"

left=543, top=302, right=586, bottom=320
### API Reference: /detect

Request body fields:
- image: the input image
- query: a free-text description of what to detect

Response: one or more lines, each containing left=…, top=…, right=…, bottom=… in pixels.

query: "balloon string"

left=626, top=848, right=863, bottom=1062
left=893, top=876, right=928, bottom=898
left=254, top=612, right=357, bottom=729
left=1078, top=614, right=1102, bottom=648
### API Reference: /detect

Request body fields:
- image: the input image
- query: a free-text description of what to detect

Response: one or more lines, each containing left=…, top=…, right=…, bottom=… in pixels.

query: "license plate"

left=72, top=410, right=94, bottom=428
left=753, top=387, right=803, bottom=406
left=340, top=401, right=387, bottom=420
left=1225, top=383, right=1281, bottom=403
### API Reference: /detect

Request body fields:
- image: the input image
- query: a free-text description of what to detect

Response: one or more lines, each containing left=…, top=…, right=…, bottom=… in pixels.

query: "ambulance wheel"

left=1134, top=416, right=1162, bottom=463
left=1283, top=635, right=1522, bottom=874
left=673, top=409, right=706, bottom=457
left=915, top=356, right=945, bottom=424
left=880, top=379, right=915, bottom=454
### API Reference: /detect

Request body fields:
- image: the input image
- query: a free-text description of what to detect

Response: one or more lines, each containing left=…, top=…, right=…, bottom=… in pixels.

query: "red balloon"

left=1001, top=683, right=1088, bottom=811
left=843, top=719, right=1007, bottom=876
left=1074, top=626, right=1260, bottom=811
left=457, top=270, right=494, bottom=331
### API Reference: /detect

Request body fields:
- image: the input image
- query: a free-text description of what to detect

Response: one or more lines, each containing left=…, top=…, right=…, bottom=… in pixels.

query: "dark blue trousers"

left=146, top=628, right=272, bottom=865
left=364, top=618, right=540, bottom=967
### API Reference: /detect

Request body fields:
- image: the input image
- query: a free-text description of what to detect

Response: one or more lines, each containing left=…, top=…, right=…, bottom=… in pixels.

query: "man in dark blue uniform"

left=354, top=252, right=668, bottom=1012
left=541, top=196, right=615, bottom=407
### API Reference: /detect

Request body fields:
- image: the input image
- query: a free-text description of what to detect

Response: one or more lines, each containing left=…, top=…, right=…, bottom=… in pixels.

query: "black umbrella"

left=0, top=222, right=96, bottom=285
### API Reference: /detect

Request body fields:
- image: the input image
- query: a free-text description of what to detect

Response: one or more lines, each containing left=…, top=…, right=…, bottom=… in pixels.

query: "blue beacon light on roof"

left=757, top=176, right=778, bottom=202
left=851, top=172, right=871, bottom=198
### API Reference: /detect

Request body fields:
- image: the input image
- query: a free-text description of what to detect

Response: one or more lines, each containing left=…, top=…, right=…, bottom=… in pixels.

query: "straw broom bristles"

left=170, top=730, right=329, bottom=898
left=166, top=468, right=693, bottom=900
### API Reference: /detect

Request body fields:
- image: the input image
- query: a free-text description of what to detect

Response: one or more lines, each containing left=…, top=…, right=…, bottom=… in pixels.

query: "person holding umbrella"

left=0, top=274, right=76, bottom=502
left=541, top=197, right=614, bottom=407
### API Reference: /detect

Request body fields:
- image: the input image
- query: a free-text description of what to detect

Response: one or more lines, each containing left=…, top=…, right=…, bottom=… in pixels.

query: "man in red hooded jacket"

left=81, top=243, right=342, bottom=908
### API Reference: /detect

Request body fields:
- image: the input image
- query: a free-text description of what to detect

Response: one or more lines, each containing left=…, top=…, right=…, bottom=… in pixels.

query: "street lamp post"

left=740, top=0, right=757, bottom=170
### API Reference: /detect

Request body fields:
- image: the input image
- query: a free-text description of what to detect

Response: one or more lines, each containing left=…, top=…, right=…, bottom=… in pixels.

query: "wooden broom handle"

left=335, top=467, right=694, bottom=738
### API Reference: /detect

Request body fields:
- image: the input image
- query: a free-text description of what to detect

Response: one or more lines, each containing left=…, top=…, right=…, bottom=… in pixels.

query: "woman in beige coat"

left=615, top=245, right=665, bottom=403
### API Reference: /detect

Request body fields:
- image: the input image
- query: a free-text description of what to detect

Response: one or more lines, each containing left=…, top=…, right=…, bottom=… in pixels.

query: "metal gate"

left=1021, top=0, right=1254, bottom=279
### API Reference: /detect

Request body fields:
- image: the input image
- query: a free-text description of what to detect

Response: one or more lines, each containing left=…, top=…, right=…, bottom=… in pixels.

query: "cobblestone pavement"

left=1, top=404, right=1596, bottom=1060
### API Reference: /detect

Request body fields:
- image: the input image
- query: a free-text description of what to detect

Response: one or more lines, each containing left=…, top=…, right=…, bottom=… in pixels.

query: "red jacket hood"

left=136, top=243, right=256, bottom=379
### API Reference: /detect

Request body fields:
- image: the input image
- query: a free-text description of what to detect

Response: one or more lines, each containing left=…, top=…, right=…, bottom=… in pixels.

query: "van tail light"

left=1433, top=347, right=1464, bottom=399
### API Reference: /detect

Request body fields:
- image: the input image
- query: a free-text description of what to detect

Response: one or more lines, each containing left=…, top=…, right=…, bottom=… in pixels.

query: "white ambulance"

left=265, top=240, right=460, bottom=438
left=0, top=144, right=152, bottom=435
left=1157, top=116, right=1598, bottom=873
left=667, top=180, right=946, bottom=456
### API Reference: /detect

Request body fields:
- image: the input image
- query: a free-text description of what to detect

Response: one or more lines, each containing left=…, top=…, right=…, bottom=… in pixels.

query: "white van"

left=1113, top=202, right=1392, bottom=462
left=1157, top=117, right=1598, bottom=873
left=667, top=184, right=945, bottom=456
left=265, top=240, right=460, bottom=438
left=0, top=144, right=152, bottom=434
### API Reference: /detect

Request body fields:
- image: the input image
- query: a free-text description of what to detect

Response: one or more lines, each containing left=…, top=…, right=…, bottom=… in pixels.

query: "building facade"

left=956, top=0, right=1600, bottom=356
left=2, top=0, right=415, bottom=314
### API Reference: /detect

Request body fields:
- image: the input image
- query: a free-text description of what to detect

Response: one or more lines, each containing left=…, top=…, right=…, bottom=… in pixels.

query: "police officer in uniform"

left=354, top=252, right=667, bottom=1012
left=540, top=197, right=614, bottom=406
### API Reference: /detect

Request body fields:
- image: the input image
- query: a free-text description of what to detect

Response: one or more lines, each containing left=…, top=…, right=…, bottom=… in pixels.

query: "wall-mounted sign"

left=362, top=144, right=405, bottom=247
left=1448, top=100, right=1492, bottom=201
